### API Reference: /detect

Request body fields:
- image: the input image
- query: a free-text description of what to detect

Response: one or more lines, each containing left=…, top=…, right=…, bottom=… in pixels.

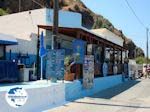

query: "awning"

left=0, top=33, right=18, bottom=45
left=38, top=25, right=127, bottom=51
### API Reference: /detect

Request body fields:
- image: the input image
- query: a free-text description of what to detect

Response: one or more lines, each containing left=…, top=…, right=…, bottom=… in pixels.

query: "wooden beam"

left=38, top=25, right=127, bottom=51
left=3, top=45, right=6, bottom=60
left=36, top=26, right=40, bottom=79
left=76, top=30, right=80, bottom=39
left=121, top=49, right=123, bottom=64
left=53, top=0, right=59, bottom=35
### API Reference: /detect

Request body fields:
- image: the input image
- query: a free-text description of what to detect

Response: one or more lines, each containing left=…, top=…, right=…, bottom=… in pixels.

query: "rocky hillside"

left=0, top=0, right=145, bottom=58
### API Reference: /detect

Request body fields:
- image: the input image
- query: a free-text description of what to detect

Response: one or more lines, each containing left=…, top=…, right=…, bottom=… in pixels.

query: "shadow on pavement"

left=90, top=80, right=140, bottom=99
left=74, top=101, right=150, bottom=109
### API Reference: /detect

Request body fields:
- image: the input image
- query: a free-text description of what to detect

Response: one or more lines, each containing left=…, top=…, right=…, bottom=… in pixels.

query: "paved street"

left=48, top=79, right=150, bottom=112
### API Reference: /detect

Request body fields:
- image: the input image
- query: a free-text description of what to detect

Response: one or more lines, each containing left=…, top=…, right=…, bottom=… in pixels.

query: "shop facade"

left=38, top=25, right=128, bottom=80
left=0, top=8, right=128, bottom=81
left=0, top=8, right=129, bottom=111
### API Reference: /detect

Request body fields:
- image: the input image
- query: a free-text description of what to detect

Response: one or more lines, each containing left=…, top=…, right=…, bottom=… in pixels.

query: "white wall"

left=0, top=75, right=123, bottom=112
left=0, top=83, right=65, bottom=112
left=0, top=8, right=82, bottom=55
left=0, top=8, right=46, bottom=54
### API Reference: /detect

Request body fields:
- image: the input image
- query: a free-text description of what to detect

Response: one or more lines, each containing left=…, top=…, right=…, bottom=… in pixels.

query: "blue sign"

left=46, top=50, right=65, bottom=79
left=39, top=31, right=46, bottom=57
left=72, top=39, right=85, bottom=64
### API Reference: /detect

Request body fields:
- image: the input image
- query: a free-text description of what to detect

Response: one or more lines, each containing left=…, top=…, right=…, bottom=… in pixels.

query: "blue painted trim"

left=6, top=52, right=37, bottom=67
left=65, top=75, right=123, bottom=101
left=0, top=40, right=18, bottom=45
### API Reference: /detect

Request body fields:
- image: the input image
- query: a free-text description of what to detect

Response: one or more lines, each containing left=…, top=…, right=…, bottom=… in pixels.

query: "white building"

left=0, top=8, right=82, bottom=66
left=0, top=8, right=127, bottom=78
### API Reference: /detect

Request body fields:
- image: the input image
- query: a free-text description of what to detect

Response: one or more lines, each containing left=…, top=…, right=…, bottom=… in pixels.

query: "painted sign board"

left=87, top=44, right=101, bottom=63
left=46, top=50, right=65, bottom=79
left=83, top=55, right=94, bottom=89
left=72, top=39, right=85, bottom=64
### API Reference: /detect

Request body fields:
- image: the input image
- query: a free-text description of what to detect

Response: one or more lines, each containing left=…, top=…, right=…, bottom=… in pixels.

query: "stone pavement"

left=47, top=79, right=150, bottom=112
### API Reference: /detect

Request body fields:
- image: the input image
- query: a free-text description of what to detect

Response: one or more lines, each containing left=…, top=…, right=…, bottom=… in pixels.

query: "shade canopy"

left=38, top=25, right=127, bottom=51
left=0, top=33, right=18, bottom=45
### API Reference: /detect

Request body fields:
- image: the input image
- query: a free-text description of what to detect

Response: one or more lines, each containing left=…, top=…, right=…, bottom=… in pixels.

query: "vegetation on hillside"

left=0, top=8, right=8, bottom=16
left=136, top=56, right=150, bottom=64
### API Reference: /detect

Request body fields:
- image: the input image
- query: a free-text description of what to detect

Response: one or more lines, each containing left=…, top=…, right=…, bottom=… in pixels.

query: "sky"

left=81, top=0, right=150, bottom=56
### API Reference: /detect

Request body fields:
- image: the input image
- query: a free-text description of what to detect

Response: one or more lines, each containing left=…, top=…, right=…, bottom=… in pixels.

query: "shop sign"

left=72, top=39, right=85, bottom=64
left=46, top=50, right=65, bottom=79
left=83, top=55, right=94, bottom=89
